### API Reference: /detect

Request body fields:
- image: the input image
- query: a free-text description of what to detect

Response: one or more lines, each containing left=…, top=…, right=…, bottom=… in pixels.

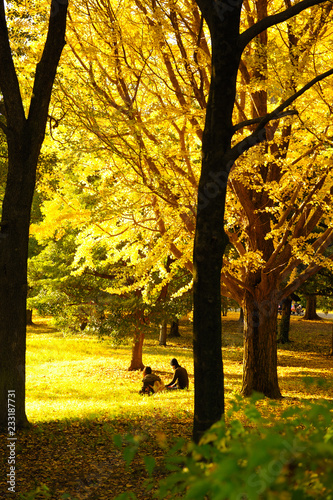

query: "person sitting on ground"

left=139, top=366, right=164, bottom=395
left=165, top=358, right=189, bottom=390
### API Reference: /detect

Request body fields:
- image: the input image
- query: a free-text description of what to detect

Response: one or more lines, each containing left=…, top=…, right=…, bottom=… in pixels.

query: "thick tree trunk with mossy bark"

left=0, top=0, right=68, bottom=429
left=241, top=291, right=282, bottom=398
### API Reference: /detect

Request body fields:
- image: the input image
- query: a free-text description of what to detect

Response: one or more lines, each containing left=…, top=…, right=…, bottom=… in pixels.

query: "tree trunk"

left=0, top=0, right=68, bottom=429
left=278, top=297, right=291, bottom=344
left=128, top=330, right=145, bottom=371
left=241, top=291, right=282, bottom=398
left=26, top=309, right=33, bottom=326
left=221, top=296, right=228, bottom=316
left=192, top=4, right=243, bottom=443
left=238, top=307, right=244, bottom=324
left=303, top=295, right=321, bottom=320
left=168, top=319, right=180, bottom=337
left=159, top=321, right=167, bottom=346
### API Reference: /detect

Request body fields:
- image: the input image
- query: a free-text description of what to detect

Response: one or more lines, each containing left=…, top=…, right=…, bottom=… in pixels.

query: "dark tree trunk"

left=128, top=330, right=145, bottom=371
left=241, top=291, right=282, bottom=398
left=0, top=0, right=68, bottom=429
left=221, top=296, right=228, bottom=316
left=159, top=321, right=167, bottom=346
left=303, top=295, right=321, bottom=320
left=169, top=319, right=180, bottom=337
left=192, top=5, right=243, bottom=443
left=238, top=307, right=244, bottom=324
left=192, top=0, right=331, bottom=442
left=278, top=297, right=292, bottom=344
left=26, top=309, right=33, bottom=326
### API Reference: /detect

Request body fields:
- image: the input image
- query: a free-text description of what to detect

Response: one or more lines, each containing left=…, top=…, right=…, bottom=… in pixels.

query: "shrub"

left=157, top=395, right=333, bottom=499
left=117, top=394, right=333, bottom=499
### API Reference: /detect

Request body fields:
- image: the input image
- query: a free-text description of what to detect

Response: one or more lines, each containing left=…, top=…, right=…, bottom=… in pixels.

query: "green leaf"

left=144, top=455, right=156, bottom=476
left=113, top=433, right=123, bottom=448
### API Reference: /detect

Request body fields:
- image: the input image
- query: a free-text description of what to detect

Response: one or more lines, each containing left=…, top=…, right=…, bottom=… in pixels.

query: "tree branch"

left=256, top=68, right=333, bottom=132
left=233, top=110, right=298, bottom=132
left=27, top=0, right=68, bottom=140
left=0, top=0, right=25, bottom=129
left=239, top=0, right=330, bottom=51
left=226, top=67, right=333, bottom=167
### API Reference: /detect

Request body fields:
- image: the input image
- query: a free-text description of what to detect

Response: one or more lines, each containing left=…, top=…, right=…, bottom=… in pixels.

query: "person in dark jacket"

left=165, top=358, right=189, bottom=390
left=139, top=366, right=163, bottom=395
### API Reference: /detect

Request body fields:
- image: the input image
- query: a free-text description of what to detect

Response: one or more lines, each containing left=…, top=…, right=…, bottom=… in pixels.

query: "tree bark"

left=278, top=297, right=292, bottom=344
left=26, top=309, right=33, bottom=326
left=192, top=4, right=243, bottom=443
left=0, top=0, right=68, bottom=429
left=303, top=295, right=321, bottom=320
left=128, top=330, right=145, bottom=371
left=169, top=319, right=180, bottom=337
left=221, top=296, right=228, bottom=316
left=241, top=291, right=282, bottom=398
left=192, top=0, right=331, bottom=441
left=159, top=321, right=167, bottom=346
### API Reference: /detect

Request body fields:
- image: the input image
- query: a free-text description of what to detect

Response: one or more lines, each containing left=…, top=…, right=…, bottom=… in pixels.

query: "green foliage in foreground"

left=116, top=394, right=333, bottom=500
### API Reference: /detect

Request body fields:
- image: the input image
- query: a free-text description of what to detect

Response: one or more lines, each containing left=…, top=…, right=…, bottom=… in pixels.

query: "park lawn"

left=0, top=313, right=332, bottom=499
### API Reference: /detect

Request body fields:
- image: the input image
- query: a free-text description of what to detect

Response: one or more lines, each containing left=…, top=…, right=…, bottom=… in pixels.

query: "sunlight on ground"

left=26, top=315, right=333, bottom=424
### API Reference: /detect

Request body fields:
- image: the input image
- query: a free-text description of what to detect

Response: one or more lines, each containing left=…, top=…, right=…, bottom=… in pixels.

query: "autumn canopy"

left=1, top=0, right=333, bottom=441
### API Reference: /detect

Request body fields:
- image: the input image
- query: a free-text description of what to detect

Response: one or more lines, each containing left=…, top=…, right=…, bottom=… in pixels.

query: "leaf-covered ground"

left=0, top=313, right=332, bottom=499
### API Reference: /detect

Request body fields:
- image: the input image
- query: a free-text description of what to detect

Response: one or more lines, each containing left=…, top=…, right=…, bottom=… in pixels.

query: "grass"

left=26, top=323, right=195, bottom=424
left=0, top=312, right=332, bottom=499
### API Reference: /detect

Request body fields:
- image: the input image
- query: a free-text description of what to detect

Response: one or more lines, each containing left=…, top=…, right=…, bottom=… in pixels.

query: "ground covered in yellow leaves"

left=0, top=313, right=332, bottom=499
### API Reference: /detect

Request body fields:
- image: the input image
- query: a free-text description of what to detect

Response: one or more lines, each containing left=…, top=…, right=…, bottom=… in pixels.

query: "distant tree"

left=303, top=295, right=321, bottom=320
left=278, top=295, right=295, bottom=344
left=298, top=268, right=333, bottom=320
left=28, top=229, right=192, bottom=368
left=169, top=319, right=181, bottom=338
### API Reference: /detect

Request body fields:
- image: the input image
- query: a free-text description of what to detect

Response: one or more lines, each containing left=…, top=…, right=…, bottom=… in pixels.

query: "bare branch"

left=239, top=0, right=330, bottom=51
left=226, top=67, right=333, bottom=167
left=0, top=0, right=25, bottom=128
left=233, top=110, right=298, bottom=132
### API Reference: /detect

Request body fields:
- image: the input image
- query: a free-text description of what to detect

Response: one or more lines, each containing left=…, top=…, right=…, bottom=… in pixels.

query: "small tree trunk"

left=241, top=291, right=282, bottom=398
left=26, top=309, right=33, bottom=326
left=278, top=297, right=291, bottom=344
left=221, top=296, right=228, bottom=316
left=128, top=330, right=145, bottom=371
left=168, top=319, right=180, bottom=337
left=303, top=295, right=321, bottom=320
left=159, top=321, right=167, bottom=346
left=238, top=307, right=244, bottom=324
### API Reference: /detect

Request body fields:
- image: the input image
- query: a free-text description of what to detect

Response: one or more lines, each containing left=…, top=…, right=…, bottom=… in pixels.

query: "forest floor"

left=0, top=312, right=332, bottom=499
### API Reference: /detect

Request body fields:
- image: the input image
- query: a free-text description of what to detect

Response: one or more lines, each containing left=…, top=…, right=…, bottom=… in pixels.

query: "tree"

left=299, top=267, right=333, bottom=319
left=0, top=0, right=68, bottom=429
left=22, top=0, right=333, bottom=439
left=28, top=0, right=203, bottom=365
left=28, top=226, right=192, bottom=368
left=192, top=0, right=333, bottom=441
